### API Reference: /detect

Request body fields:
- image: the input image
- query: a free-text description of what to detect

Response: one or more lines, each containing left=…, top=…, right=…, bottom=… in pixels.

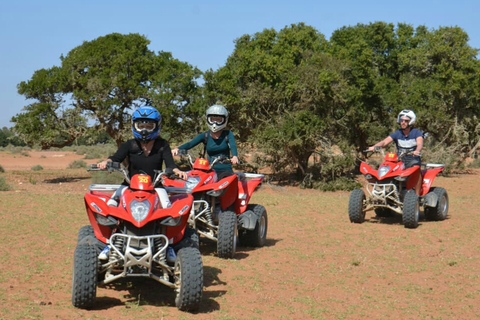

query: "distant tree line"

left=10, top=22, right=480, bottom=188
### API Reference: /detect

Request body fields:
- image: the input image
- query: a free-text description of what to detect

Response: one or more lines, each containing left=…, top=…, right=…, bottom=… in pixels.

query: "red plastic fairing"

left=236, top=178, right=263, bottom=214
left=193, top=158, right=211, bottom=171
left=384, top=152, right=398, bottom=162
left=130, top=174, right=154, bottom=190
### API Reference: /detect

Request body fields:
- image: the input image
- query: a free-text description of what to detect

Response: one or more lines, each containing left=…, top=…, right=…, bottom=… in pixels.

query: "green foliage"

left=10, top=23, right=480, bottom=190
left=68, top=144, right=117, bottom=160
left=31, top=165, right=43, bottom=171
left=13, top=33, right=203, bottom=148
left=0, top=127, right=26, bottom=147
left=0, top=175, right=11, bottom=191
left=68, top=160, right=87, bottom=169
left=90, top=171, right=123, bottom=184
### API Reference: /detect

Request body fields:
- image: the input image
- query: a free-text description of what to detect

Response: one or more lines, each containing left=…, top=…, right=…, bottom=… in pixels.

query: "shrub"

left=68, top=160, right=87, bottom=169
left=0, top=175, right=11, bottom=191
left=90, top=171, right=124, bottom=184
left=0, top=164, right=4, bottom=173
left=31, top=165, right=44, bottom=171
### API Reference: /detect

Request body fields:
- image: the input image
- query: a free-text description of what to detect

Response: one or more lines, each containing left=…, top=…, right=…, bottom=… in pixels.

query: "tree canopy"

left=12, top=24, right=480, bottom=186
left=13, top=33, right=203, bottom=148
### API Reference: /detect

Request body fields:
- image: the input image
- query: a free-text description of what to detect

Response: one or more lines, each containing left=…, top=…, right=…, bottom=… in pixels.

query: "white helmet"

left=397, top=109, right=416, bottom=126
left=206, top=104, right=228, bottom=133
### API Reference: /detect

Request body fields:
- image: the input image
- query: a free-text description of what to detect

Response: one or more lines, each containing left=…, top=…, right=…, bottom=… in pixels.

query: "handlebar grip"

left=177, top=149, right=188, bottom=156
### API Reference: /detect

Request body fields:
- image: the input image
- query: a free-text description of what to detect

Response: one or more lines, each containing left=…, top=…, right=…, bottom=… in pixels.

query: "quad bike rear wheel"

left=72, top=242, right=98, bottom=309
left=239, top=204, right=268, bottom=247
left=348, top=189, right=366, bottom=223
left=403, top=190, right=419, bottom=229
left=174, top=247, right=203, bottom=311
left=217, top=210, right=237, bottom=258
left=424, top=187, right=449, bottom=221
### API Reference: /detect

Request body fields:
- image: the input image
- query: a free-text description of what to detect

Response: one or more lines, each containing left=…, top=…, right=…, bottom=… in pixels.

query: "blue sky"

left=1, top=0, right=479, bottom=128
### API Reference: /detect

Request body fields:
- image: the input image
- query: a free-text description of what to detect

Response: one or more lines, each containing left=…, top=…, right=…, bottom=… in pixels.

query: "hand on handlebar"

left=231, top=156, right=239, bottom=165
left=97, top=160, right=111, bottom=170
left=173, top=168, right=188, bottom=180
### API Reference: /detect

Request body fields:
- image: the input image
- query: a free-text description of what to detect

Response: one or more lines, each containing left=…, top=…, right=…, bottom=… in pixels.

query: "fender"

left=401, top=166, right=422, bottom=190
left=84, top=190, right=193, bottom=245
left=421, top=166, right=445, bottom=196
left=219, top=175, right=239, bottom=210
left=236, top=177, right=263, bottom=214
left=360, top=162, right=376, bottom=177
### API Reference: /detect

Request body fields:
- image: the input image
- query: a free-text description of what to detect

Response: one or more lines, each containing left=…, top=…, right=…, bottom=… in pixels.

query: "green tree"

left=205, top=23, right=350, bottom=177
left=397, top=26, right=480, bottom=160
left=13, top=33, right=202, bottom=148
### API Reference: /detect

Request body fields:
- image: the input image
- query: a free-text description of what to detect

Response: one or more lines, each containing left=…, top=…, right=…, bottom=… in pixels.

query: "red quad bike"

left=163, top=150, right=268, bottom=259
left=348, top=147, right=449, bottom=229
left=72, top=162, right=203, bottom=312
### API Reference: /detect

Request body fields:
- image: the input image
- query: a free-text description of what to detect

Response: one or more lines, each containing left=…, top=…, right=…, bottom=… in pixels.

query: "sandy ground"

left=0, top=150, right=479, bottom=319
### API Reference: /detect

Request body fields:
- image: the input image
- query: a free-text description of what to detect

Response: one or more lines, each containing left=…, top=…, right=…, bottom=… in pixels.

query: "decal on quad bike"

left=179, top=205, right=190, bottom=215
left=91, top=202, right=102, bottom=213
left=138, top=176, right=150, bottom=183
left=219, top=181, right=229, bottom=189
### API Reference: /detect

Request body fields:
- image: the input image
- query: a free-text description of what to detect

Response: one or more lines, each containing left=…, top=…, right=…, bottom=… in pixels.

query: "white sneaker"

left=166, top=247, right=176, bottom=263
left=107, top=199, right=118, bottom=207
left=99, top=245, right=110, bottom=260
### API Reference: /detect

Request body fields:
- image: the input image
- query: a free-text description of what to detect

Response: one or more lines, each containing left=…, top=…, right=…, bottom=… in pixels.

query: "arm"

left=413, top=136, right=423, bottom=156
left=98, top=141, right=129, bottom=169
left=227, top=130, right=239, bottom=164
left=172, top=133, right=204, bottom=156
left=368, top=136, right=393, bottom=152
left=163, top=142, right=188, bottom=180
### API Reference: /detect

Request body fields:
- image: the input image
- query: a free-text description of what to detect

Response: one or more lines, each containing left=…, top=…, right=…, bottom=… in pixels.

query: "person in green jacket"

left=172, top=104, right=239, bottom=178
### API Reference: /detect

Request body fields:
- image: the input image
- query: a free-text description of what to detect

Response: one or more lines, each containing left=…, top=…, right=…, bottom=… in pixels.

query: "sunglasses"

left=400, top=119, right=410, bottom=123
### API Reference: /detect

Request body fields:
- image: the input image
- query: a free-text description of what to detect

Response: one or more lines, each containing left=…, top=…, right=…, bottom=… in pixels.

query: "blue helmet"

left=131, top=106, right=161, bottom=142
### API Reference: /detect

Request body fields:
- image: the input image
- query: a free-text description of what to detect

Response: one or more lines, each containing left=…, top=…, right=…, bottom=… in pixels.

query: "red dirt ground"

left=0, top=150, right=479, bottom=319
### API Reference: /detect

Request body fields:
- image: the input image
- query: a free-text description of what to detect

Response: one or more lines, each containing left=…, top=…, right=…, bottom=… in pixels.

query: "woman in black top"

left=98, top=106, right=187, bottom=207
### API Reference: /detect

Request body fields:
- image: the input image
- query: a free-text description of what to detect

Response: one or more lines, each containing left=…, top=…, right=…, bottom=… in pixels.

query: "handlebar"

left=176, top=150, right=237, bottom=169
left=88, top=162, right=182, bottom=186
left=362, top=147, right=419, bottom=158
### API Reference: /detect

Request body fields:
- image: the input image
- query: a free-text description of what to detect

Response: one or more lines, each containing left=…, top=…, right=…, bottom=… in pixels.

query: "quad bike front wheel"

left=72, top=242, right=98, bottom=309
left=348, top=189, right=366, bottom=223
left=424, top=187, right=449, bottom=221
left=239, top=204, right=268, bottom=247
left=77, top=225, right=94, bottom=243
left=174, top=247, right=203, bottom=311
left=403, top=190, right=419, bottom=229
left=217, top=210, right=238, bottom=259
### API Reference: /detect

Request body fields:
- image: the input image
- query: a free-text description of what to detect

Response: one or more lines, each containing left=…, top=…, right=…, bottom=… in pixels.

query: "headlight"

left=130, top=199, right=151, bottom=222
left=185, top=177, right=201, bottom=190
left=161, top=216, right=183, bottom=226
left=378, top=166, right=390, bottom=178
left=95, top=213, right=118, bottom=226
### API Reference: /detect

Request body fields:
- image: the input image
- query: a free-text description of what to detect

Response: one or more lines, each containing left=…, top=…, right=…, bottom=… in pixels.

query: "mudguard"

left=421, top=166, right=445, bottom=195
left=236, top=177, right=263, bottom=214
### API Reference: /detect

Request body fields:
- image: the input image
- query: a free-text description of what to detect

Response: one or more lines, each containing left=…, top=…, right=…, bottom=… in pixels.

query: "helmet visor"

left=207, top=115, right=226, bottom=126
left=134, top=120, right=156, bottom=132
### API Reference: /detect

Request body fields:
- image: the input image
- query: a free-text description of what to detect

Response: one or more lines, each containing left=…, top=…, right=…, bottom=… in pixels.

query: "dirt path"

left=0, top=151, right=479, bottom=319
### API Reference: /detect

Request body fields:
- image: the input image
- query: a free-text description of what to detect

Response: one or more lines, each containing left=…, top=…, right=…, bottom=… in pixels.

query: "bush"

left=68, top=160, right=87, bottom=169
left=0, top=175, right=11, bottom=191
left=467, top=157, right=480, bottom=168
left=31, top=165, right=43, bottom=171
left=90, top=171, right=124, bottom=184
left=0, top=164, right=4, bottom=173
